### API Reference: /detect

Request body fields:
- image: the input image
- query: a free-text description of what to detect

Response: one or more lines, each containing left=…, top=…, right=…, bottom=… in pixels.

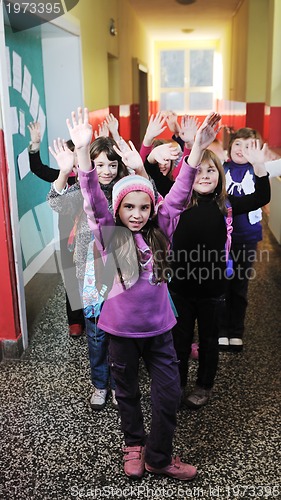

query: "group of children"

left=29, top=107, right=278, bottom=481
left=137, top=112, right=271, bottom=409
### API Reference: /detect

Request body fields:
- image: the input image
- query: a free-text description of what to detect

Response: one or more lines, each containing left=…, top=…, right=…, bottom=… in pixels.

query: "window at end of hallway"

left=159, top=48, right=218, bottom=114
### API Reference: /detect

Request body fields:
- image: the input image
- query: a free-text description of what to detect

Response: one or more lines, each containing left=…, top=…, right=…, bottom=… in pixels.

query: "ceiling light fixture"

left=109, top=18, right=117, bottom=36
left=176, top=0, right=196, bottom=5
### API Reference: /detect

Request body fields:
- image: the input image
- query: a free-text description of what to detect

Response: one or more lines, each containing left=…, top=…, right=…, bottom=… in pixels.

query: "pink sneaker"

left=190, top=343, right=199, bottom=360
left=123, top=446, right=145, bottom=478
left=145, top=456, right=197, bottom=481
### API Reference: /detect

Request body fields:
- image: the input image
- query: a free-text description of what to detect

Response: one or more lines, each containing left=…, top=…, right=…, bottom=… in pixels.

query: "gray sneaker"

left=111, top=389, right=118, bottom=410
left=218, top=336, right=229, bottom=351
left=90, top=387, right=107, bottom=410
left=185, top=386, right=212, bottom=409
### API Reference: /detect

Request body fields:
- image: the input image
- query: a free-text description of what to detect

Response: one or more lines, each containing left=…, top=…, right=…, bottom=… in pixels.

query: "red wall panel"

left=268, top=107, right=281, bottom=148
left=0, top=130, right=21, bottom=341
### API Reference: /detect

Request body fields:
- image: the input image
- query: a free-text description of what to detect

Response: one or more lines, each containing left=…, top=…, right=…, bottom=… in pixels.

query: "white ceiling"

left=128, top=0, right=243, bottom=40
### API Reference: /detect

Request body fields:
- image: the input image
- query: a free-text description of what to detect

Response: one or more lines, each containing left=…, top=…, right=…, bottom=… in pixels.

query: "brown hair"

left=188, top=149, right=229, bottom=215
left=90, top=136, right=128, bottom=180
left=113, top=214, right=170, bottom=286
left=228, top=127, right=262, bottom=157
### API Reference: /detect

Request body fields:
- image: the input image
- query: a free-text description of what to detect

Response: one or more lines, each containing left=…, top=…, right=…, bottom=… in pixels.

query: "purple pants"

left=108, top=330, right=181, bottom=469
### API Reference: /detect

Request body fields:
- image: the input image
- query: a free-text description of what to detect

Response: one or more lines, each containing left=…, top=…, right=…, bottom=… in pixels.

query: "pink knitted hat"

left=112, top=175, right=155, bottom=216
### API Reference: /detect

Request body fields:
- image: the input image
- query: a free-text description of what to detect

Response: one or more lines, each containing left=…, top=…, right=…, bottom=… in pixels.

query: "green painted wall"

left=5, top=26, right=53, bottom=269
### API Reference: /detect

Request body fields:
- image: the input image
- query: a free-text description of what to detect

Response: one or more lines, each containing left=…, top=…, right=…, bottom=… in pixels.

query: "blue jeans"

left=85, top=316, right=115, bottom=390
left=78, top=279, right=115, bottom=390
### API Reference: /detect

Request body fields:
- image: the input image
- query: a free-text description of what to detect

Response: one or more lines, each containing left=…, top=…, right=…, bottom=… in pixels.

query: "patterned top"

left=47, top=181, right=114, bottom=280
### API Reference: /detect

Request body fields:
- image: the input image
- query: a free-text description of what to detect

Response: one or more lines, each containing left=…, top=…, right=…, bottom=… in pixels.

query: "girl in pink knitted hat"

left=60, top=107, right=221, bottom=481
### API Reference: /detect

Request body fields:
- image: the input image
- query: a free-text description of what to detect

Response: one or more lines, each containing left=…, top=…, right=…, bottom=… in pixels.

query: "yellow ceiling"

left=128, top=0, right=243, bottom=40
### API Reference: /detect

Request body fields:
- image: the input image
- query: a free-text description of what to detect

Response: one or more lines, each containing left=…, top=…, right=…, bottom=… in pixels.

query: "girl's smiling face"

left=193, top=160, right=219, bottom=195
left=95, top=151, right=118, bottom=185
left=230, top=138, right=252, bottom=164
left=117, top=191, right=152, bottom=231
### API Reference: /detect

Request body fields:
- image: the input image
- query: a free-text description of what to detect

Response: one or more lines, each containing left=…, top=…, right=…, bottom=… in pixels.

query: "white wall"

left=269, top=177, right=281, bottom=244
left=41, top=21, right=84, bottom=254
left=42, top=21, right=84, bottom=169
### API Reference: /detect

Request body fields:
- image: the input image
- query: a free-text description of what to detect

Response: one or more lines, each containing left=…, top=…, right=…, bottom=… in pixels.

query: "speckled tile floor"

left=1, top=221, right=281, bottom=500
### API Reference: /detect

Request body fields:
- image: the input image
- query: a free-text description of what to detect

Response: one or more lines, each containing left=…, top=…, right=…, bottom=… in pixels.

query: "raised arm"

left=113, top=140, right=148, bottom=178
left=147, top=142, right=179, bottom=165
left=142, top=112, right=167, bottom=147
left=166, top=111, right=181, bottom=138
left=243, top=140, right=281, bottom=177
left=179, top=115, right=200, bottom=149
left=28, top=122, right=59, bottom=182
left=28, top=121, right=41, bottom=152
left=265, top=158, right=281, bottom=178
left=188, top=112, right=222, bottom=167
left=230, top=174, right=271, bottom=216
left=140, top=112, right=167, bottom=162
left=105, top=113, right=121, bottom=143
left=49, top=138, right=75, bottom=192
left=144, top=143, right=178, bottom=197
left=94, top=121, right=109, bottom=140
left=66, top=108, right=114, bottom=247
left=66, top=107, right=93, bottom=172
left=242, top=140, right=270, bottom=177
left=172, top=144, right=191, bottom=180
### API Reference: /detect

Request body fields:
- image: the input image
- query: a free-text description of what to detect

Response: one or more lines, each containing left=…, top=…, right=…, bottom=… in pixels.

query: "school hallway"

left=0, top=218, right=280, bottom=500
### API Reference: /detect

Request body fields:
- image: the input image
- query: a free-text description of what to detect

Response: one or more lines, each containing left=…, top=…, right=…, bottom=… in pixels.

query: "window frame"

left=159, top=48, right=216, bottom=115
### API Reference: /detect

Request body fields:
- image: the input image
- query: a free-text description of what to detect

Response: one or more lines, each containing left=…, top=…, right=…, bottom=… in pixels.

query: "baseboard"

left=0, top=335, right=24, bottom=361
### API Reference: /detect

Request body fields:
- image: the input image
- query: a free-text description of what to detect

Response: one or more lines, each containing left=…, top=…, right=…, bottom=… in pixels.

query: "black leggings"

left=171, top=290, right=225, bottom=389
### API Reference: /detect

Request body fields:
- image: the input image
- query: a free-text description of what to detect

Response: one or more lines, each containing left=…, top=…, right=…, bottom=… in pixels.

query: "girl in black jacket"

left=145, top=142, right=270, bottom=409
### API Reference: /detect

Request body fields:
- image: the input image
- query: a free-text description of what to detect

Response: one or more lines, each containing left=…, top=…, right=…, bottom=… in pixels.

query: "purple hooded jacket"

left=78, top=161, right=196, bottom=338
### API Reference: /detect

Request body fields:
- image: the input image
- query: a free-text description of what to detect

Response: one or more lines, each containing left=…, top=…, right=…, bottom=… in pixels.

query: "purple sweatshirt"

left=78, top=161, right=197, bottom=338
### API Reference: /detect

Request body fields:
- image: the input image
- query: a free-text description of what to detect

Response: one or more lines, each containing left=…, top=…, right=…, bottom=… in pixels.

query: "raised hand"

left=179, top=115, right=200, bottom=146
left=148, top=143, right=180, bottom=165
left=115, top=137, right=129, bottom=153
left=143, top=112, right=167, bottom=146
left=242, top=140, right=267, bottom=177
left=49, top=138, right=75, bottom=176
left=194, top=112, right=221, bottom=150
left=113, top=140, right=144, bottom=172
left=28, top=122, right=41, bottom=145
left=166, top=111, right=181, bottom=136
left=66, top=107, right=93, bottom=149
left=94, top=121, right=109, bottom=139
left=187, top=112, right=222, bottom=168
left=104, top=113, right=120, bottom=141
